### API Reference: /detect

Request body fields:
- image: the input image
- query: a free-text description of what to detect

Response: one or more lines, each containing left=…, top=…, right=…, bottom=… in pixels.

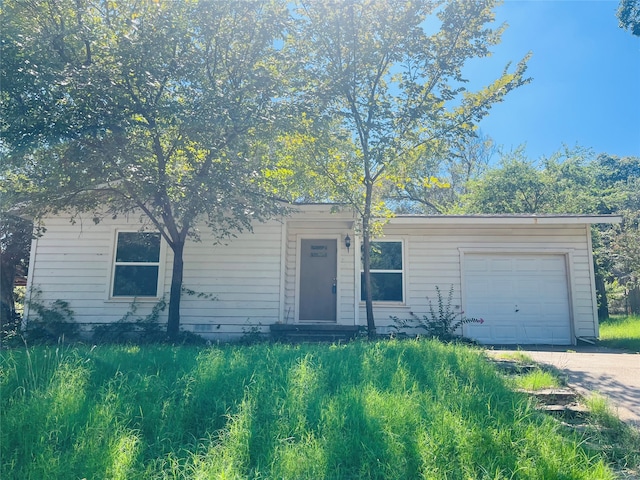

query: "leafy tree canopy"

left=618, top=0, right=640, bottom=36
left=458, top=148, right=640, bottom=314
left=1, top=0, right=292, bottom=336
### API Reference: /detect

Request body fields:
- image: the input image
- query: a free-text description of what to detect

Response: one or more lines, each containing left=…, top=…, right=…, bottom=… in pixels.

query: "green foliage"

left=598, top=315, right=640, bottom=352
left=618, top=0, right=640, bottom=36
left=392, top=285, right=484, bottom=342
left=91, top=299, right=167, bottom=344
left=1, top=0, right=292, bottom=337
left=387, top=134, right=496, bottom=214
left=23, top=290, right=79, bottom=344
left=512, top=369, right=561, bottom=391
left=0, top=341, right=614, bottom=479
left=582, top=393, right=640, bottom=472
left=457, top=146, right=601, bottom=214
left=0, top=214, right=34, bottom=340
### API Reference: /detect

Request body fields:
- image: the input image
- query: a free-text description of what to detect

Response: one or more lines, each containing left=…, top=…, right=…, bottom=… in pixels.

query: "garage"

left=462, top=253, right=572, bottom=345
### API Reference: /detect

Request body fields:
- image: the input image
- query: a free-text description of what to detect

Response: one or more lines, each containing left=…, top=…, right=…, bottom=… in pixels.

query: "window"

left=361, top=241, right=403, bottom=302
left=112, top=232, right=161, bottom=297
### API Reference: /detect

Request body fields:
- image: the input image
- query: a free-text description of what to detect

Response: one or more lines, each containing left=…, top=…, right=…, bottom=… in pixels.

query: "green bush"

left=392, top=285, right=484, bottom=342
left=23, top=293, right=79, bottom=344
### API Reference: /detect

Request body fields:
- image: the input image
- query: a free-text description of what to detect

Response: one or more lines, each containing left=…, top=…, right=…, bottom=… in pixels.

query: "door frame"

left=295, top=234, right=341, bottom=323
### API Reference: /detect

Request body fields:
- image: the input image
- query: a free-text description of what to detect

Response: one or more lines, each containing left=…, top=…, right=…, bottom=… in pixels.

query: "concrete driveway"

left=488, top=346, right=640, bottom=426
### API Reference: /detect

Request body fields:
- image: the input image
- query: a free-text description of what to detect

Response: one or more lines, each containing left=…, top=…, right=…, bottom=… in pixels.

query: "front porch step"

left=270, top=324, right=360, bottom=343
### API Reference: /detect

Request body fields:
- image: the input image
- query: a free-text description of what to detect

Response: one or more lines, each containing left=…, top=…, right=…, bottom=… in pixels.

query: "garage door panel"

left=489, top=258, right=513, bottom=272
left=518, top=278, right=541, bottom=295
left=464, top=254, right=572, bottom=345
left=517, top=303, right=541, bottom=315
left=514, top=258, right=540, bottom=272
left=466, top=257, right=489, bottom=272
left=540, top=256, right=566, bottom=271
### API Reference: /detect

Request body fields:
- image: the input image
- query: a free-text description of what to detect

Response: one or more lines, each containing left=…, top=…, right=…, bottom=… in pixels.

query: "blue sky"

left=468, top=0, right=640, bottom=161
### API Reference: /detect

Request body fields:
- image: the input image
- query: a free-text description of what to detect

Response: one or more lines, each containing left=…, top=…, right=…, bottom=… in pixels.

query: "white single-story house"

left=24, top=205, right=620, bottom=345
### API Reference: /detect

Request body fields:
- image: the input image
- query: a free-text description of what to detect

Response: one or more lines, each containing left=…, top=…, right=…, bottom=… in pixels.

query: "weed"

left=92, top=299, right=166, bottom=344
left=392, top=285, right=484, bottom=342
left=580, top=393, right=640, bottom=476
left=239, top=320, right=265, bottom=344
left=494, top=351, right=534, bottom=363
left=513, top=369, right=562, bottom=390
left=23, top=289, right=79, bottom=344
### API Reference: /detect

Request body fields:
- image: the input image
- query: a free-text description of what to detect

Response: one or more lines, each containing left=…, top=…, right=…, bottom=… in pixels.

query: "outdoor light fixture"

left=345, top=234, right=351, bottom=252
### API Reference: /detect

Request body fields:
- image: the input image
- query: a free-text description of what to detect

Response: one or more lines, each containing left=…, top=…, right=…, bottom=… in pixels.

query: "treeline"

left=391, top=145, right=639, bottom=316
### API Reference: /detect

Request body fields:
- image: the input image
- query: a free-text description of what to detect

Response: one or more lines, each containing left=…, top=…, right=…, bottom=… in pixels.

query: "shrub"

left=91, top=299, right=207, bottom=345
left=23, top=290, right=79, bottom=344
left=392, top=285, right=484, bottom=342
left=1, top=305, right=22, bottom=347
left=92, top=299, right=166, bottom=344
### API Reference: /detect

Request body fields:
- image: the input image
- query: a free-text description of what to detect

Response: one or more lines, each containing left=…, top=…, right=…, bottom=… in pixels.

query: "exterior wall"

left=25, top=213, right=284, bottom=339
left=367, top=223, right=597, bottom=340
left=25, top=209, right=600, bottom=342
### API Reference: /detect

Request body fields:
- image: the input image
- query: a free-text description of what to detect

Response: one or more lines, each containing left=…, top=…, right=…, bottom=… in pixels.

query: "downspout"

left=22, top=229, right=40, bottom=330
left=586, top=224, right=600, bottom=340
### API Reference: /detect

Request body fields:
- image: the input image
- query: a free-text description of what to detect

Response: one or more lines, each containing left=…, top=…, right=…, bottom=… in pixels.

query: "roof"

left=388, top=214, right=622, bottom=225
left=293, top=204, right=622, bottom=225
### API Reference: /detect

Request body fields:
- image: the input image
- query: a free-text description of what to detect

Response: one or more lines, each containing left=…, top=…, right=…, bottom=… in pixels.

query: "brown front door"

left=299, top=239, right=337, bottom=322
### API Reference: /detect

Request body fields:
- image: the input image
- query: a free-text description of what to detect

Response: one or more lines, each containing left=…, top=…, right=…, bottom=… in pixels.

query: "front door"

left=299, top=239, right=337, bottom=322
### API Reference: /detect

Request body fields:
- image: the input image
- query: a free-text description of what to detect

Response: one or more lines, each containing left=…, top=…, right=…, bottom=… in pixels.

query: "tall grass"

left=512, top=369, right=561, bottom=391
left=1, top=340, right=614, bottom=479
left=599, top=315, right=640, bottom=352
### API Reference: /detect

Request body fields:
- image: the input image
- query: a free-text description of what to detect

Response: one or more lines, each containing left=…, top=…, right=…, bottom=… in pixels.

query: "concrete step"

left=270, top=324, right=360, bottom=343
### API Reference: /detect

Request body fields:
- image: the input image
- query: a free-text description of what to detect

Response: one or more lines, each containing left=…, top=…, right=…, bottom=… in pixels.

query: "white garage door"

left=463, top=254, right=572, bottom=345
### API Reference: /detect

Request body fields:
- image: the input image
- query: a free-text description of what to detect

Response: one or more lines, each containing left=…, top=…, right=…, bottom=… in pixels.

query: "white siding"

left=26, top=213, right=284, bottom=338
left=367, top=223, right=597, bottom=343
left=26, top=209, right=599, bottom=343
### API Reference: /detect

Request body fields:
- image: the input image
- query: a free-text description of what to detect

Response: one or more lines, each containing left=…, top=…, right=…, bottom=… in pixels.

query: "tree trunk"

left=0, top=260, right=17, bottom=341
left=362, top=186, right=376, bottom=339
left=166, top=241, right=184, bottom=339
left=594, top=267, right=609, bottom=320
left=628, top=285, right=640, bottom=315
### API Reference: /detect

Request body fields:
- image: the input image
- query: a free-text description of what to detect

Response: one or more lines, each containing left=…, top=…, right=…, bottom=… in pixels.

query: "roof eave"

left=387, top=214, right=622, bottom=225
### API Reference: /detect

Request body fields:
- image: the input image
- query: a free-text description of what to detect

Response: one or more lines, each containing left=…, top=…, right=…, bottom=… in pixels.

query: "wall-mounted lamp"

left=345, top=234, right=351, bottom=252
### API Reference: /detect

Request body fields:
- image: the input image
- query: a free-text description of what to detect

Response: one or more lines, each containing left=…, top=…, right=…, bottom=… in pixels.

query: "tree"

left=1, top=0, right=290, bottom=338
left=459, top=146, right=603, bottom=214
left=458, top=148, right=640, bottom=317
left=618, top=0, right=640, bottom=36
left=595, top=155, right=640, bottom=314
left=385, top=134, right=495, bottom=214
left=0, top=214, right=33, bottom=337
left=286, top=0, right=530, bottom=337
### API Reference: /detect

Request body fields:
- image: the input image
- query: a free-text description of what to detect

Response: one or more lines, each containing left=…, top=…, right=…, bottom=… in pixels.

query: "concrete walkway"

left=488, top=346, right=640, bottom=426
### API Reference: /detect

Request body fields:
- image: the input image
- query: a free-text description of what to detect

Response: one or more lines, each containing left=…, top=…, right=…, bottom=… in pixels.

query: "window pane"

left=116, top=232, right=161, bottom=262
left=113, top=266, right=159, bottom=296
left=364, top=242, right=402, bottom=270
left=361, top=272, right=403, bottom=302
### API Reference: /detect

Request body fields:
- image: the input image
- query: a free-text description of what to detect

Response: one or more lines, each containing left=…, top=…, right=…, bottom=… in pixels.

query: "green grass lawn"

left=599, top=315, right=640, bottom=352
left=1, top=340, right=615, bottom=479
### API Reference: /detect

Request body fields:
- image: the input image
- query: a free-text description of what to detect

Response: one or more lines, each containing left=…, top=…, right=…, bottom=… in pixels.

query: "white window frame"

left=360, top=239, right=405, bottom=304
left=108, top=230, right=166, bottom=300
